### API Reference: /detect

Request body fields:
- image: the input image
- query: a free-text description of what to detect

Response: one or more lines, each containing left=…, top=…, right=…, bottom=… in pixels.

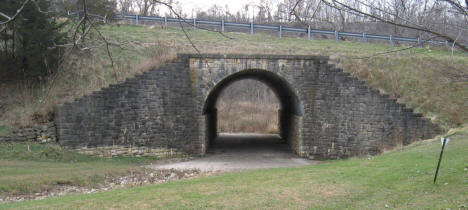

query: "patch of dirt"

left=0, top=168, right=207, bottom=204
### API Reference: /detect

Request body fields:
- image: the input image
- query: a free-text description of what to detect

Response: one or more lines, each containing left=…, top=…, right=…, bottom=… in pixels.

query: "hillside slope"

left=0, top=24, right=466, bottom=131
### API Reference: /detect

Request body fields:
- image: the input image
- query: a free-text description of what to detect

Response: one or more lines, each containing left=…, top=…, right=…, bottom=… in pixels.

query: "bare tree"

left=287, top=0, right=468, bottom=51
left=117, top=0, right=133, bottom=14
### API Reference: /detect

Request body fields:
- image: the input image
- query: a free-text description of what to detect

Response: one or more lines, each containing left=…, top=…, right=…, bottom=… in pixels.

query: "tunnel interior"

left=203, top=69, right=304, bottom=154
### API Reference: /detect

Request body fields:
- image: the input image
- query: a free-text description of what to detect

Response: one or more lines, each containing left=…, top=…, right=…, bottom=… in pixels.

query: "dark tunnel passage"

left=203, top=69, right=304, bottom=155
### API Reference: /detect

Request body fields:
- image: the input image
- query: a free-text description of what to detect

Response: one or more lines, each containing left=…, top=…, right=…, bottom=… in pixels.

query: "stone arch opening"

left=203, top=69, right=304, bottom=154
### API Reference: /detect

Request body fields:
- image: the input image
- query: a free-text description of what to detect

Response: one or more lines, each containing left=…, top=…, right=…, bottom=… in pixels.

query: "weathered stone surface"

left=0, top=122, right=57, bottom=143
left=54, top=54, right=441, bottom=159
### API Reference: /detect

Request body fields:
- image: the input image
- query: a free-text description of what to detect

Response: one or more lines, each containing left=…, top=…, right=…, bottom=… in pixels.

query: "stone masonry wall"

left=0, top=122, right=57, bottom=143
left=55, top=57, right=200, bottom=157
left=189, top=54, right=441, bottom=159
left=54, top=54, right=441, bottom=159
left=305, top=63, right=442, bottom=159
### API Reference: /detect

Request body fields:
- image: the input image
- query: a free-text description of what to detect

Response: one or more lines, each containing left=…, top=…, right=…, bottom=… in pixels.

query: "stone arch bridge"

left=55, top=54, right=440, bottom=159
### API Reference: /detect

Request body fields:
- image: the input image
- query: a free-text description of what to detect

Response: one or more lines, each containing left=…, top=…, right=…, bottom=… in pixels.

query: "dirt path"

left=148, top=133, right=319, bottom=172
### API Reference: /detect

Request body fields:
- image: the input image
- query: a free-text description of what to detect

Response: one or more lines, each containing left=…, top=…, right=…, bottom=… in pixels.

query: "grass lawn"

left=0, top=143, right=158, bottom=196
left=1, top=128, right=466, bottom=209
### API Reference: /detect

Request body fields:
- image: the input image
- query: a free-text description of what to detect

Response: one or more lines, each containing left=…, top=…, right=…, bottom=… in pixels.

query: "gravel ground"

left=149, top=133, right=319, bottom=172
left=0, top=168, right=204, bottom=204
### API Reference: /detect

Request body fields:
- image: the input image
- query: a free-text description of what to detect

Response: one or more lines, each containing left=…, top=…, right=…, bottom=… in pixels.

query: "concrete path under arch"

left=148, top=134, right=319, bottom=172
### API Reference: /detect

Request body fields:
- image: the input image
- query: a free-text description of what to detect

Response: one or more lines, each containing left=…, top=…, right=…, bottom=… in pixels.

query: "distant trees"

left=116, top=0, right=174, bottom=16
left=285, top=0, right=468, bottom=51
left=145, top=0, right=467, bottom=51
left=55, top=0, right=116, bottom=22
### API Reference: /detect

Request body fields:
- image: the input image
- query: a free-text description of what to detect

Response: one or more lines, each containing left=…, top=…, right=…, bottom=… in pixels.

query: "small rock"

left=385, top=204, right=389, bottom=208
left=168, top=173, right=177, bottom=179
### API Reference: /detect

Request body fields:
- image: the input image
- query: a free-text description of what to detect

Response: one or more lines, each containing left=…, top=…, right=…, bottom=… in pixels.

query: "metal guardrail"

left=108, top=14, right=462, bottom=48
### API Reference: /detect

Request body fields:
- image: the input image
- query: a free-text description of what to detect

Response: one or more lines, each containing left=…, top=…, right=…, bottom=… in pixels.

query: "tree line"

left=0, top=0, right=116, bottom=82
left=117, top=0, right=466, bottom=49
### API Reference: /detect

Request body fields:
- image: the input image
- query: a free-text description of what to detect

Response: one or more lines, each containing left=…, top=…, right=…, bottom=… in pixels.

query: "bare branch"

left=152, top=0, right=203, bottom=54
left=321, top=0, right=468, bottom=52
left=152, top=0, right=234, bottom=40
left=0, top=0, right=31, bottom=33
left=69, top=0, right=119, bottom=80
left=351, top=36, right=443, bottom=59
left=88, top=19, right=115, bottom=68
left=0, top=12, right=10, bottom=20
left=442, top=0, right=468, bottom=16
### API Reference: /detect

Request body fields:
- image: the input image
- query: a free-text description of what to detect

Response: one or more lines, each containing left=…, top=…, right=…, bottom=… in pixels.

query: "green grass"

left=1, top=128, right=467, bottom=209
left=0, top=126, right=9, bottom=136
left=0, top=142, right=158, bottom=196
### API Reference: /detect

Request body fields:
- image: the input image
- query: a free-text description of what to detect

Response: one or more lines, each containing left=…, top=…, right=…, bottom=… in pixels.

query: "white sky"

left=171, top=0, right=265, bottom=18
left=178, top=0, right=256, bottom=13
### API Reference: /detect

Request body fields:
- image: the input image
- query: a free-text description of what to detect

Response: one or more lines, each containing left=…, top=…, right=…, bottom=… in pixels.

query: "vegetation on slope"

left=1, top=127, right=467, bottom=209
left=0, top=24, right=466, bottom=131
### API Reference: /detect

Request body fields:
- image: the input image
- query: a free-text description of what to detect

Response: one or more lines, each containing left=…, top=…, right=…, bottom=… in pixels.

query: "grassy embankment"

left=0, top=142, right=159, bottom=196
left=1, top=23, right=467, bottom=130
left=1, top=127, right=467, bottom=209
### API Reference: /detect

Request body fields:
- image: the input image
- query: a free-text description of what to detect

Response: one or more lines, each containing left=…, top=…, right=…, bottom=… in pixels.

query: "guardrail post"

left=164, top=16, right=167, bottom=28
left=279, top=25, right=282, bottom=38
left=335, top=30, right=339, bottom=41
left=445, top=40, right=448, bottom=48
left=307, top=25, right=311, bottom=40
left=417, top=37, right=422, bottom=47
left=362, top=32, right=367, bottom=43
left=390, top=35, right=394, bottom=46
left=250, top=22, right=254, bottom=35
left=135, top=14, right=139, bottom=25
left=221, top=20, right=225, bottom=33
left=193, top=18, right=196, bottom=30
